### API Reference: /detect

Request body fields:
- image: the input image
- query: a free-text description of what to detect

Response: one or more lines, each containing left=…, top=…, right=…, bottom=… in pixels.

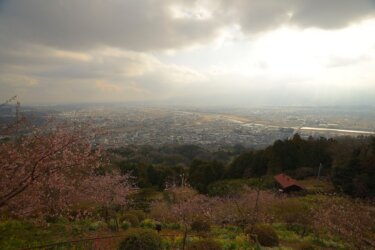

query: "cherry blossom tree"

left=166, top=185, right=212, bottom=250
left=0, top=119, right=133, bottom=217
left=210, top=187, right=279, bottom=228
left=313, top=196, right=375, bottom=249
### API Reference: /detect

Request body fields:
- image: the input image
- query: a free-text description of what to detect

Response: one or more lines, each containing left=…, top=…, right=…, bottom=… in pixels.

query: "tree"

left=332, top=137, right=375, bottom=197
left=165, top=185, right=212, bottom=250
left=189, top=160, right=224, bottom=193
left=0, top=120, right=133, bottom=217
left=313, top=197, right=375, bottom=249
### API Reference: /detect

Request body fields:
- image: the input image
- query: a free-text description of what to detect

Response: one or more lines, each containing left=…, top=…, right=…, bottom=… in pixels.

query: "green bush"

left=121, top=221, right=131, bottom=231
left=207, top=179, right=247, bottom=197
left=89, top=221, right=102, bottom=231
left=140, top=219, right=156, bottom=229
left=121, top=214, right=140, bottom=227
left=245, top=224, right=279, bottom=247
left=191, top=217, right=211, bottom=232
left=108, top=218, right=119, bottom=231
left=161, top=238, right=174, bottom=250
left=187, top=239, right=222, bottom=250
left=162, top=222, right=180, bottom=230
left=246, top=177, right=275, bottom=189
left=128, top=210, right=147, bottom=221
left=72, top=225, right=83, bottom=236
left=118, top=229, right=162, bottom=250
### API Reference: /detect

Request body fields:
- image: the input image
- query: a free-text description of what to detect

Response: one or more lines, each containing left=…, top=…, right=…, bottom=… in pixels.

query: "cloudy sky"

left=1, top=0, right=375, bottom=106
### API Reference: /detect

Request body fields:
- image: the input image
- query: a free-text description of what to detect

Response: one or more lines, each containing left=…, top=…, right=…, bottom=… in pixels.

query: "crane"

left=0, top=95, right=17, bottom=107
left=0, top=95, right=20, bottom=121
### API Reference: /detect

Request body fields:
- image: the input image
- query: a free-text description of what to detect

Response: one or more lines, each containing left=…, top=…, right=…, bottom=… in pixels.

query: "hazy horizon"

left=1, top=0, right=375, bottom=106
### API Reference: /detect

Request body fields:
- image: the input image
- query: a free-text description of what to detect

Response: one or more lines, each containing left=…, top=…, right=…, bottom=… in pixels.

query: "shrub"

left=121, top=214, right=140, bottom=227
left=161, top=238, right=174, bottom=250
left=140, top=219, right=156, bottom=229
left=72, top=225, right=83, bottom=236
left=246, top=177, right=275, bottom=189
left=187, top=239, right=222, bottom=250
left=108, top=218, right=119, bottom=231
left=118, top=229, right=162, bottom=250
left=121, top=221, right=131, bottom=231
left=245, top=224, right=279, bottom=247
left=128, top=210, right=146, bottom=221
left=207, top=179, right=246, bottom=197
left=162, top=222, right=180, bottom=230
left=191, top=217, right=211, bottom=232
left=89, top=221, right=102, bottom=231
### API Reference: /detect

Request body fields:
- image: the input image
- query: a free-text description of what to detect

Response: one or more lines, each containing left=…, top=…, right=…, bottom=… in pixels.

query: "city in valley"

left=2, top=104, right=375, bottom=149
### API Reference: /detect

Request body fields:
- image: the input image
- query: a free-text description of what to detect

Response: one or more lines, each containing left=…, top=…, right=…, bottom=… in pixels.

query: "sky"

left=0, top=0, right=375, bottom=106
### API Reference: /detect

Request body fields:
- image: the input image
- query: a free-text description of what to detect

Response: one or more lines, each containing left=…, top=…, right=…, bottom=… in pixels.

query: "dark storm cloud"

left=290, top=0, right=375, bottom=29
left=1, top=0, right=374, bottom=52
left=0, top=0, right=220, bottom=51
left=218, top=0, right=375, bottom=33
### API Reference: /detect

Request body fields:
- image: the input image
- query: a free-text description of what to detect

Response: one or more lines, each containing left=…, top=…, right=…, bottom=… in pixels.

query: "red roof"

left=274, top=173, right=304, bottom=189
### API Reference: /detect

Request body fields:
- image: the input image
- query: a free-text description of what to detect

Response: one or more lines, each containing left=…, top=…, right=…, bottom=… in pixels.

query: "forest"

left=114, top=134, right=375, bottom=198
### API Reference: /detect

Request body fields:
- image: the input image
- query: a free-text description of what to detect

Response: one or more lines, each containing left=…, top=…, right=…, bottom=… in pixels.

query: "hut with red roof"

left=274, top=173, right=304, bottom=193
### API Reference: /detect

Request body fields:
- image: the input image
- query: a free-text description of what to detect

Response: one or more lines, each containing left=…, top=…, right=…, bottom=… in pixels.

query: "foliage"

left=140, top=219, right=156, bottom=229
left=189, top=160, right=224, bottom=193
left=88, top=221, right=102, bottom=231
left=246, top=224, right=279, bottom=247
left=207, top=179, right=247, bottom=197
left=166, top=186, right=212, bottom=227
left=120, top=213, right=139, bottom=227
left=207, top=177, right=274, bottom=197
left=0, top=220, right=54, bottom=249
left=0, top=120, right=133, bottom=217
left=312, top=196, right=375, bottom=249
left=149, top=201, right=176, bottom=223
left=164, top=185, right=214, bottom=250
left=108, top=218, right=119, bottom=231
left=210, top=188, right=278, bottom=226
left=162, top=222, right=180, bottom=230
left=113, top=144, right=240, bottom=190
left=331, top=137, right=375, bottom=197
left=118, top=162, right=186, bottom=189
left=271, top=199, right=313, bottom=237
left=191, top=217, right=211, bottom=232
left=227, top=135, right=333, bottom=179
left=129, top=188, right=163, bottom=211
left=129, top=210, right=146, bottom=221
left=121, top=220, right=131, bottom=231
left=0, top=219, right=99, bottom=249
left=187, top=239, right=222, bottom=250
left=118, top=228, right=162, bottom=250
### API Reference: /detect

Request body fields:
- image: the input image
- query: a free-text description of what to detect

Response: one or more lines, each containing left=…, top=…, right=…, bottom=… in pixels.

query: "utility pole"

left=317, top=163, right=323, bottom=180
left=16, top=100, right=20, bottom=122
